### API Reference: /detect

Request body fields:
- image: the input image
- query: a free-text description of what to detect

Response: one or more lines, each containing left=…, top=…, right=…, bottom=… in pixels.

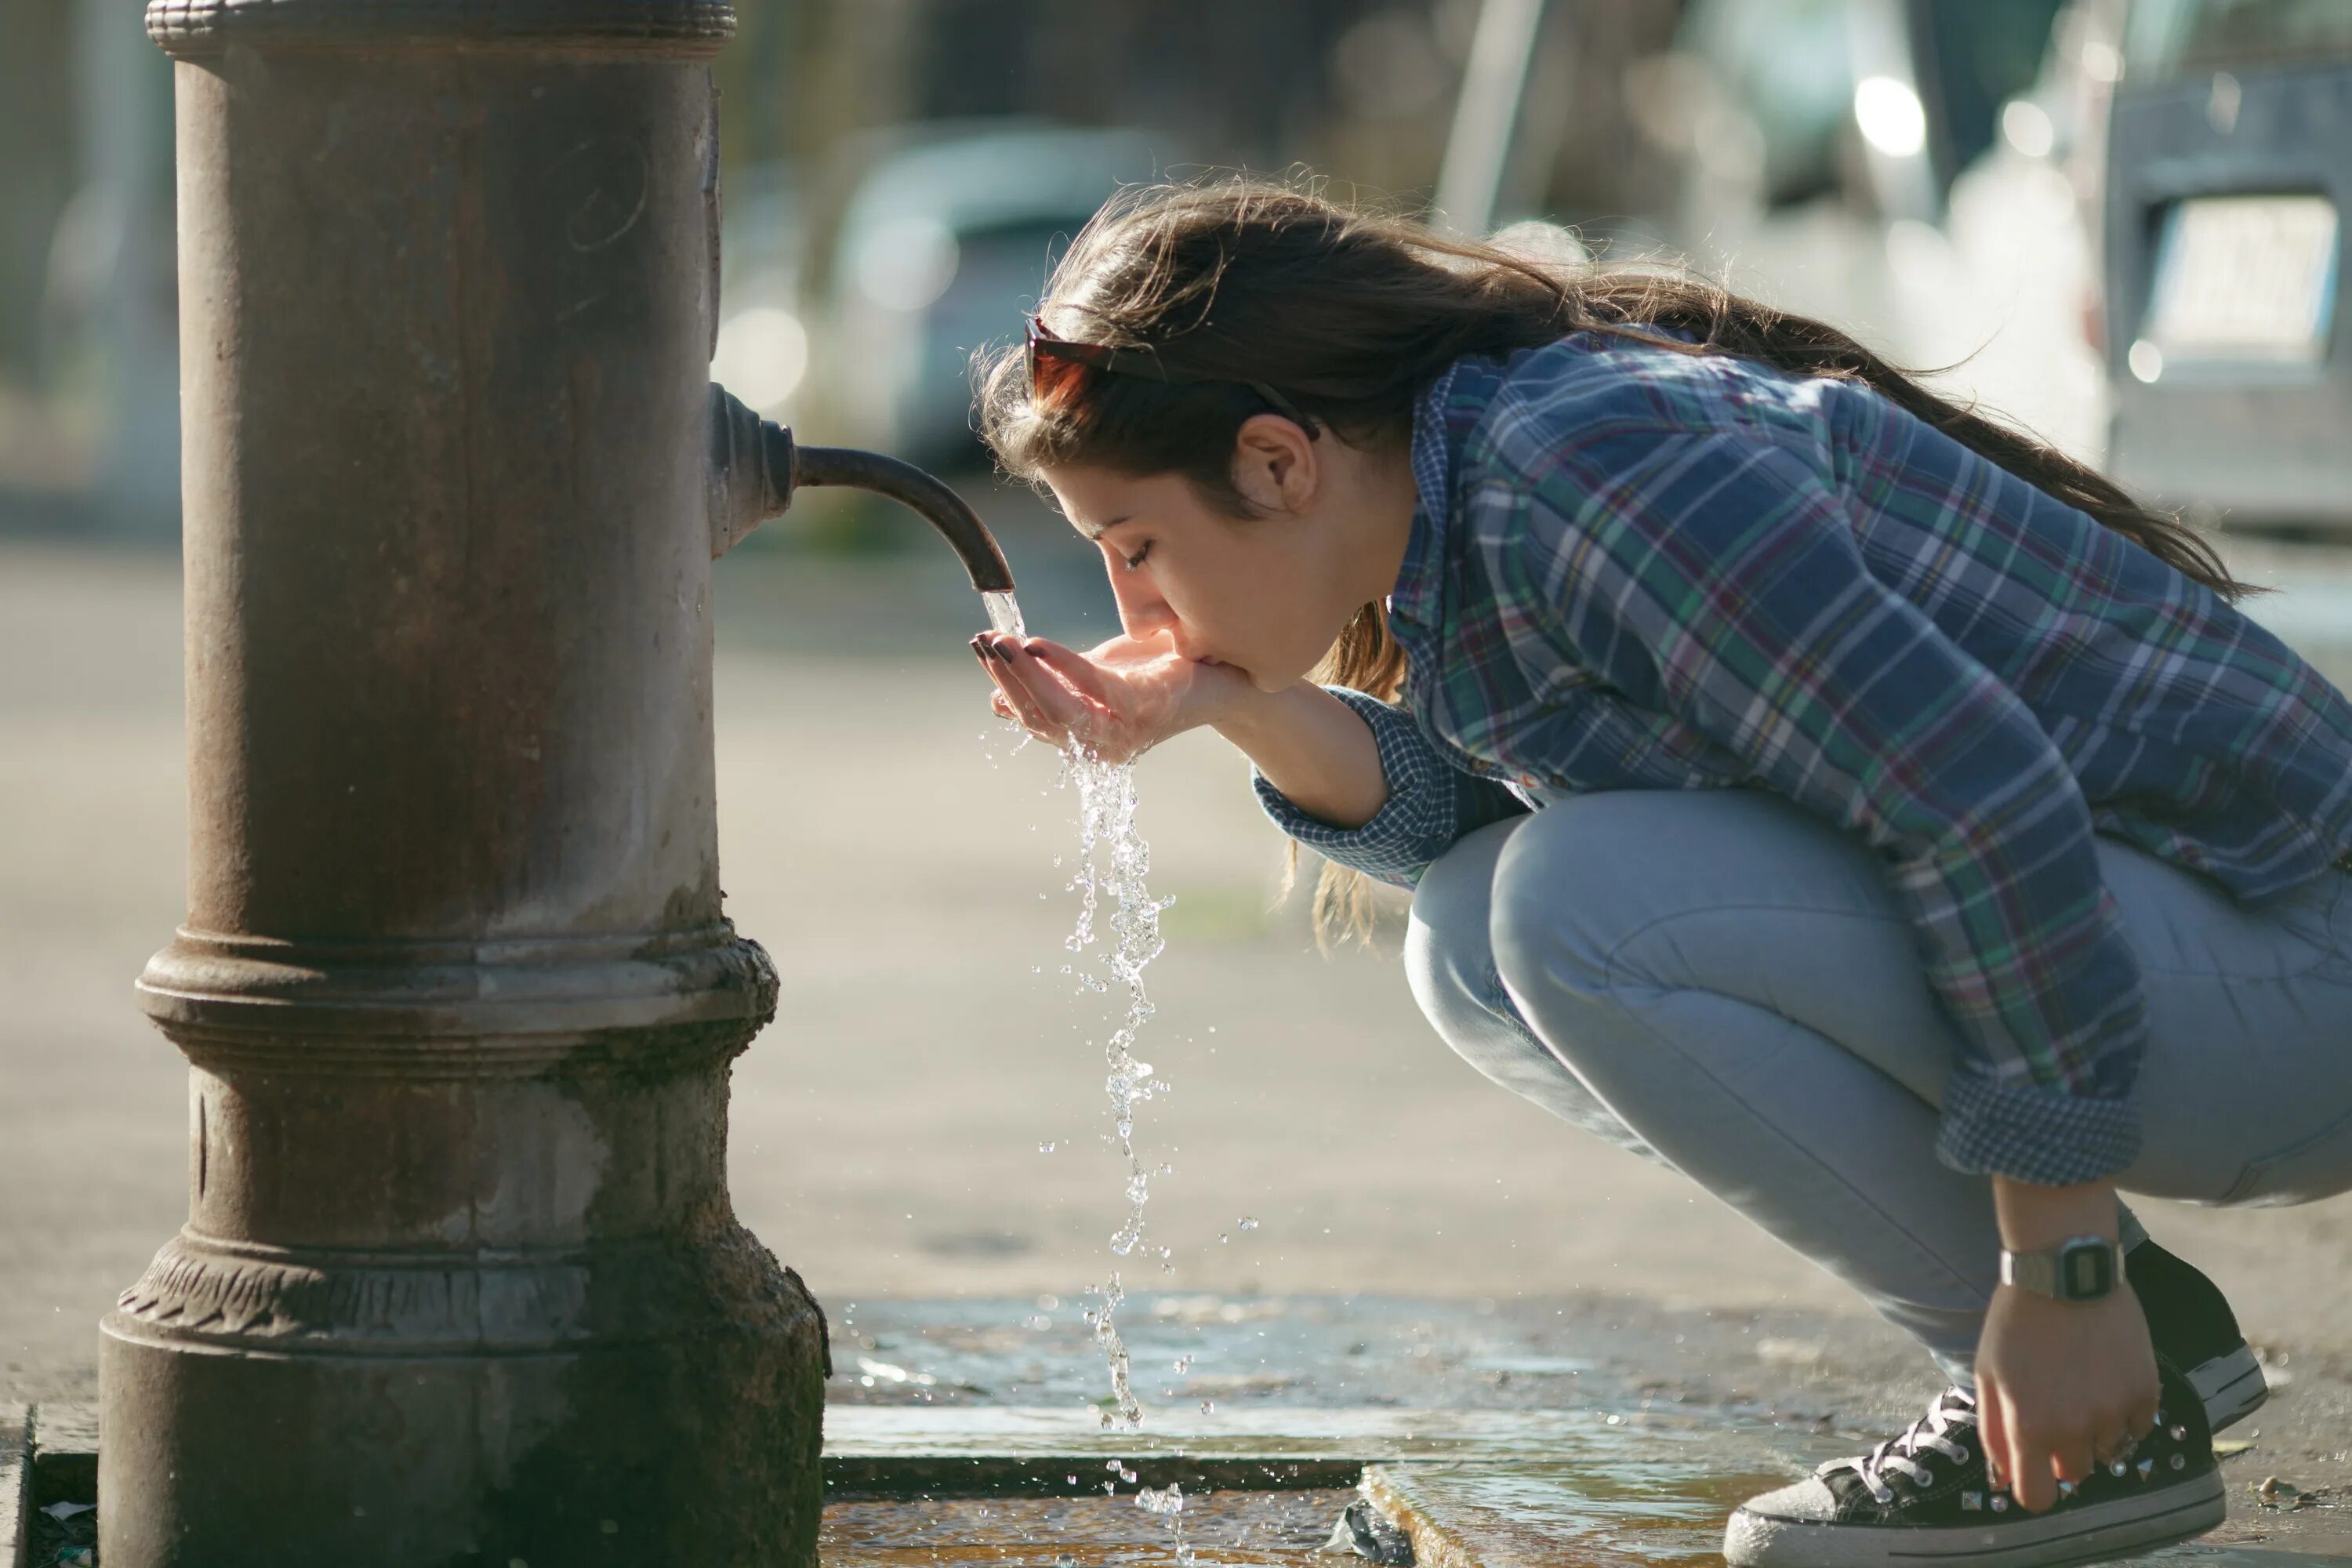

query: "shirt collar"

left=1392, top=354, right=1507, bottom=631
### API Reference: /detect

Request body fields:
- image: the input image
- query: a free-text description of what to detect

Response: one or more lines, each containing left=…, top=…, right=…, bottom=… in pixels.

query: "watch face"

left=2063, top=1241, right=2117, bottom=1298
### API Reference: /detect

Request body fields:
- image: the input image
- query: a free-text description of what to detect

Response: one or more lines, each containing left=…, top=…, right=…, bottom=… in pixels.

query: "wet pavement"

left=828, top=1294, right=2352, bottom=1563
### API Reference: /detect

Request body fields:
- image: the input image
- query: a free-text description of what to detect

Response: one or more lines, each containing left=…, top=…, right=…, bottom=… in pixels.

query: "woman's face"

left=1040, top=419, right=1414, bottom=692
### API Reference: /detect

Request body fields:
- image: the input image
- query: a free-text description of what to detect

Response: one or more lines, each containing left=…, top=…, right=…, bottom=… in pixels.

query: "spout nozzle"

left=706, top=381, right=1014, bottom=596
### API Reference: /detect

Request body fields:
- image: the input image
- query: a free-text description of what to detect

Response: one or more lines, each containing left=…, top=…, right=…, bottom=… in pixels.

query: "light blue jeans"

left=1405, top=788, right=2352, bottom=1381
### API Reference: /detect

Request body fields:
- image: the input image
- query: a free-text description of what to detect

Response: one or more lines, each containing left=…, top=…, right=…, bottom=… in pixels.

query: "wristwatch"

left=2000, top=1235, right=2123, bottom=1301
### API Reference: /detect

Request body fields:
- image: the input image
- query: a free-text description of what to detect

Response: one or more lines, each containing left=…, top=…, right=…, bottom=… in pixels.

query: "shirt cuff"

left=1936, top=1069, right=2143, bottom=1185
left=1251, top=687, right=1457, bottom=889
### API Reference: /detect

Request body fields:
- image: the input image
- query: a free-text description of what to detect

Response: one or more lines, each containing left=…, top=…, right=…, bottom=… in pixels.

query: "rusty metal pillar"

left=99, top=3, right=829, bottom=1563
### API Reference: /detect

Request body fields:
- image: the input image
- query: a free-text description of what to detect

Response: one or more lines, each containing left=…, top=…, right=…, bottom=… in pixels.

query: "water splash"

left=1135, top=1482, right=1195, bottom=1566
left=1059, top=746, right=1174, bottom=1432
left=982, top=588, right=1028, bottom=638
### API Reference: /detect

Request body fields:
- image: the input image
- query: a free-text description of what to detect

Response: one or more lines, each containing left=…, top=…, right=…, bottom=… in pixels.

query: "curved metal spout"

left=706, top=383, right=1014, bottom=594
left=791, top=445, right=1014, bottom=593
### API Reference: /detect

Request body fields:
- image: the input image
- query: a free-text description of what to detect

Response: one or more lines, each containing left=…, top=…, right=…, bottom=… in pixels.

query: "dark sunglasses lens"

left=1029, top=345, right=1092, bottom=410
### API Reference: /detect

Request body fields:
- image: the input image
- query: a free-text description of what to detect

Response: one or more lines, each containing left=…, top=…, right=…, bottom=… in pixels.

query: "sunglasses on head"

left=1025, top=314, right=1321, bottom=437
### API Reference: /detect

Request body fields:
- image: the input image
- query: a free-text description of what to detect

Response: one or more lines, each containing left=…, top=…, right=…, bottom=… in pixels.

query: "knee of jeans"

left=1406, top=840, right=1506, bottom=1030
left=1487, top=801, right=1644, bottom=1008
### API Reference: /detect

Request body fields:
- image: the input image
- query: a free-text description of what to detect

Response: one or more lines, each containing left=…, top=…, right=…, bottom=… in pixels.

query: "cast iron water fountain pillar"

left=100, top=2, right=844, bottom=1563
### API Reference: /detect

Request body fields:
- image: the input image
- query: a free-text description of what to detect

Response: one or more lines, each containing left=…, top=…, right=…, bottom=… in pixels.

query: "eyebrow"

left=1073, top=514, right=1133, bottom=542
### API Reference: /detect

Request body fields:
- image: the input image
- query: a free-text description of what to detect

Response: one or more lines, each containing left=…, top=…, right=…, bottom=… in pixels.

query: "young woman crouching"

left=968, top=177, right=2352, bottom=1568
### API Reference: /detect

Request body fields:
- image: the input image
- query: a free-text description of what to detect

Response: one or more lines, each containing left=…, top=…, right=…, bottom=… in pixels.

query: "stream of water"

left=1062, top=745, right=1173, bottom=1435
left=982, top=588, right=1028, bottom=639
left=979, top=590, right=1192, bottom=1558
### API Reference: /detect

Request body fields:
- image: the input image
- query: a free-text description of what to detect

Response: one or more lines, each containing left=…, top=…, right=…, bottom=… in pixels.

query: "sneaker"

left=2130, top=1239, right=2267, bottom=1433
left=1722, top=1360, right=2223, bottom=1568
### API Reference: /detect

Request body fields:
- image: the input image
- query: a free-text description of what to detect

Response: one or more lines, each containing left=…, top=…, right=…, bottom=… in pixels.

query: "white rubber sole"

left=2189, top=1344, right=2268, bottom=1434
left=1723, top=1469, right=2226, bottom=1568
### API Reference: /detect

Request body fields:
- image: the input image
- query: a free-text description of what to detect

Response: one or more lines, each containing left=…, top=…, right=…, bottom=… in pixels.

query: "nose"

left=1103, top=553, right=1178, bottom=642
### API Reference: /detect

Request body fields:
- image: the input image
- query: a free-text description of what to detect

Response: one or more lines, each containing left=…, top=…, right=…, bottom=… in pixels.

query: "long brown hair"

left=975, top=175, right=2252, bottom=946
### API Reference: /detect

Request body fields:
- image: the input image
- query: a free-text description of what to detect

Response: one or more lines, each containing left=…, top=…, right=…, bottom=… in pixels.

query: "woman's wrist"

left=1206, top=679, right=1307, bottom=750
left=1212, top=682, right=1389, bottom=829
left=1991, top=1175, right=2120, bottom=1254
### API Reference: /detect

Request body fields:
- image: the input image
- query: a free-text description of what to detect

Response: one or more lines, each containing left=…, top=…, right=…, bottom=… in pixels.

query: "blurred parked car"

left=822, top=121, right=1173, bottom=474
left=2103, top=0, right=2352, bottom=528
left=711, top=161, right=813, bottom=424
left=1654, top=0, right=2107, bottom=459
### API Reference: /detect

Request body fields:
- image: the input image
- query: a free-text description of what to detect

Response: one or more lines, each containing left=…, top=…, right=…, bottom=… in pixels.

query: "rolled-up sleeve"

left=1484, top=428, right=2147, bottom=1185
left=1252, top=686, right=1526, bottom=889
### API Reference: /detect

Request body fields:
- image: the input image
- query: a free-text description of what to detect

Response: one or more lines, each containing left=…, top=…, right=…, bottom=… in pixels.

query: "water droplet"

left=1200, top=1399, right=1215, bottom=1414
left=1237, top=1216, right=1258, bottom=1232
left=1038, top=1142, right=1057, bottom=1154
left=1136, top=1481, right=1184, bottom=1515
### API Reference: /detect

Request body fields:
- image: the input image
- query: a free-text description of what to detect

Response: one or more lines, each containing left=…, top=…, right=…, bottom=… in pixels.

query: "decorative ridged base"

left=101, top=1224, right=827, bottom=1567
left=112, top=1227, right=829, bottom=1355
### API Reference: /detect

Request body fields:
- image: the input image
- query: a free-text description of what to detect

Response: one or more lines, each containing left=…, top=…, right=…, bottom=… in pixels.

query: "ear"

left=1229, top=413, right=1319, bottom=517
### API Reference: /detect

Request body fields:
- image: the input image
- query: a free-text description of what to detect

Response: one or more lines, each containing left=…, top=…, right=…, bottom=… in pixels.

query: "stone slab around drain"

left=822, top=1406, right=1542, bottom=1497
left=19, top=1404, right=95, bottom=1518
left=4, top=1403, right=28, bottom=1568
left=820, top=1404, right=1870, bottom=1514
left=825, top=1404, right=1686, bottom=1461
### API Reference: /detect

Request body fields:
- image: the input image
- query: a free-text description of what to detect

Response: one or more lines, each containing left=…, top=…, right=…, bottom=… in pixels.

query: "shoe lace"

left=1822, top=1388, right=1979, bottom=1506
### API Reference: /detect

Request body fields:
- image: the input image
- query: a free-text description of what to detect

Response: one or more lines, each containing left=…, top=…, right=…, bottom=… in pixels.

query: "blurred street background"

left=9, top=0, right=2352, bottom=1497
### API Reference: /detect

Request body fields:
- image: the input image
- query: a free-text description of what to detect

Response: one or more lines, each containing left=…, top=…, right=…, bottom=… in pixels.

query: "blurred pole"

left=98, top=3, right=828, bottom=1564
left=67, top=0, right=178, bottom=530
left=0, top=0, right=74, bottom=388
left=1434, top=0, right=1548, bottom=236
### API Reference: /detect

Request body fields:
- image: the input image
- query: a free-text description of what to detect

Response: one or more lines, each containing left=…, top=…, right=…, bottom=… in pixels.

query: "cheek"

left=1230, top=579, right=1339, bottom=685
left=1172, top=534, right=1335, bottom=679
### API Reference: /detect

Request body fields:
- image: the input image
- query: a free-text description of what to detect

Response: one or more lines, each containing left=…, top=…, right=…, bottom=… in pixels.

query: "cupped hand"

left=972, top=630, right=1254, bottom=764
left=1976, top=1282, right=2160, bottom=1512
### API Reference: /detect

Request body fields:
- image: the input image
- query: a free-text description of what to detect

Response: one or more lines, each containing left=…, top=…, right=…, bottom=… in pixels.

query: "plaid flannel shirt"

left=1256, top=335, right=2352, bottom=1184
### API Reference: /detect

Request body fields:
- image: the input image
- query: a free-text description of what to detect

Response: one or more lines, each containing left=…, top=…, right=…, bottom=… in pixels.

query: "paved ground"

left=7, top=515, right=2352, bottom=1544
